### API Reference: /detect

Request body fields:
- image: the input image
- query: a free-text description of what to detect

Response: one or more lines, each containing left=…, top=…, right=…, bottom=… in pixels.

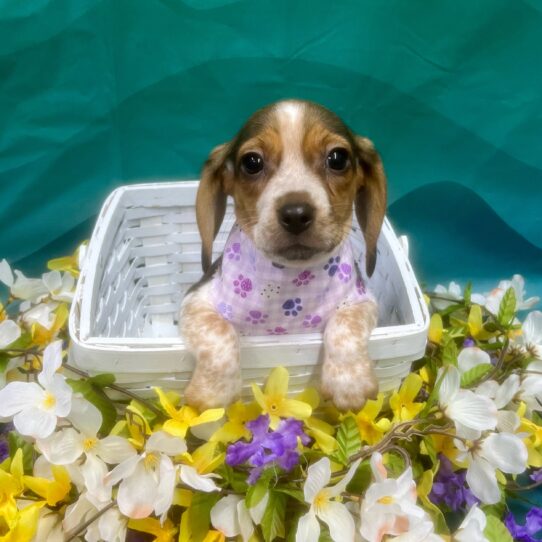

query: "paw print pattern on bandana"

left=337, top=263, right=352, bottom=283
left=267, top=326, right=288, bottom=335
left=217, top=302, right=233, bottom=320
left=356, top=277, right=366, bottom=295
left=324, top=256, right=341, bottom=277
left=233, top=274, right=253, bottom=298
left=225, top=242, right=241, bottom=261
left=292, top=270, right=315, bottom=287
left=245, top=310, right=268, bottom=324
left=282, top=298, right=303, bottom=317
left=302, top=314, right=322, bottom=328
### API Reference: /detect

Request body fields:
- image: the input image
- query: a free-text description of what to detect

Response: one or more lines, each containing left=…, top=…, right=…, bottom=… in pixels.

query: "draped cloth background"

left=1, top=0, right=541, bottom=302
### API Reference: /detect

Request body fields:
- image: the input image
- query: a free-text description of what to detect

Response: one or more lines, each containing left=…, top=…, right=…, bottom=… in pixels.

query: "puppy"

left=180, top=99, right=386, bottom=411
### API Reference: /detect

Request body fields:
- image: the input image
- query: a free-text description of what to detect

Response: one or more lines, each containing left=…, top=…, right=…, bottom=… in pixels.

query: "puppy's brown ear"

left=196, top=143, right=231, bottom=272
left=354, top=136, right=387, bottom=277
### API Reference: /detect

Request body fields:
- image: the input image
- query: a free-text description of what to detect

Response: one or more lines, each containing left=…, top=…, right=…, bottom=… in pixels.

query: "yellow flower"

left=128, top=517, right=177, bottom=542
left=0, top=449, right=24, bottom=526
left=251, top=366, right=312, bottom=428
left=428, top=434, right=459, bottom=464
left=353, top=394, right=391, bottom=445
left=518, top=402, right=542, bottom=467
left=125, top=403, right=152, bottom=449
left=23, top=465, right=71, bottom=506
left=47, top=243, right=86, bottom=278
left=389, top=373, right=425, bottom=422
left=297, top=388, right=337, bottom=454
left=0, top=502, right=44, bottom=542
left=30, top=304, right=68, bottom=346
left=154, top=387, right=224, bottom=438
left=202, top=531, right=226, bottom=542
left=210, top=401, right=261, bottom=443
left=185, top=442, right=225, bottom=475
left=428, top=313, right=443, bottom=344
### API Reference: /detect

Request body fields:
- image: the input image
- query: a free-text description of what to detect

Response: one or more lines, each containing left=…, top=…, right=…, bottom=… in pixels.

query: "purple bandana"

left=210, top=224, right=373, bottom=336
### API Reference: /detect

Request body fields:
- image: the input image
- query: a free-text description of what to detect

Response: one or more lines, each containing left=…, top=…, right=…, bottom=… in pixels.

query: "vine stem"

left=64, top=501, right=116, bottom=542
left=64, top=362, right=163, bottom=417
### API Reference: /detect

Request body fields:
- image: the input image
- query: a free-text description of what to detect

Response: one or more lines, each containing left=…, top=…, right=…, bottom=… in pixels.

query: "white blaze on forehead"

left=253, top=101, right=331, bottom=248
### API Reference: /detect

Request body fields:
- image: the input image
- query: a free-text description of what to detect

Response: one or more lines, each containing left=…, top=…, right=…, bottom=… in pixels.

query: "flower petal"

left=38, top=340, right=63, bottom=387
left=180, top=465, right=220, bottom=492
left=95, top=435, right=136, bottom=464
left=14, top=406, right=56, bottom=439
left=68, top=395, right=102, bottom=437
left=265, top=366, right=290, bottom=396
left=458, top=347, right=491, bottom=375
left=47, top=375, right=73, bottom=418
left=248, top=491, right=269, bottom=525
left=80, top=453, right=110, bottom=503
left=328, top=458, right=361, bottom=497
left=446, top=390, right=497, bottom=431
left=105, top=454, right=142, bottom=487
left=319, top=501, right=355, bottom=542
left=295, top=511, right=320, bottom=542
left=0, top=259, right=14, bottom=287
left=146, top=430, right=187, bottom=455
left=36, top=427, right=84, bottom=465
left=481, top=433, right=528, bottom=474
left=438, top=366, right=459, bottom=406
left=155, top=455, right=177, bottom=519
left=211, top=495, right=242, bottom=537
left=523, top=311, right=542, bottom=346
left=0, top=381, right=42, bottom=416
left=466, top=456, right=500, bottom=504
left=0, top=320, right=21, bottom=348
left=304, top=457, right=331, bottom=504
left=495, top=374, right=520, bottom=409
left=281, top=398, right=312, bottom=419
left=237, top=499, right=255, bottom=542
left=117, top=461, right=158, bottom=519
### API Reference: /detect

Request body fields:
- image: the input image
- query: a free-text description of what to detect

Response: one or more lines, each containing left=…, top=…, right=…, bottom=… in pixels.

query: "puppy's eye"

left=326, top=148, right=350, bottom=172
left=240, top=152, right=264, bottom=176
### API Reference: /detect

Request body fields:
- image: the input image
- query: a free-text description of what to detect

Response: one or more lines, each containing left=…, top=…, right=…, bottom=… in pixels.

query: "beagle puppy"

left=180, top=99, right=386, bottom=412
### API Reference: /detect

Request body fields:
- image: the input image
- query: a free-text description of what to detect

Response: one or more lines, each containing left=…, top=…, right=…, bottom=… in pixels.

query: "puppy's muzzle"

left=277, top=202, right=315, bottom=235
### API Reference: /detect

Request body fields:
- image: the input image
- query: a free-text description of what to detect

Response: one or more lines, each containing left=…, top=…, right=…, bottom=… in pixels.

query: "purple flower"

left=505, top=507, right=542, bottom=542
left=226, top=415, right=310, bottom=484
left=0, top=438, right=8, bottom=463
left=429, top=455, right=479, bottom=512
left=530, top=468, right=542, bottom=483
left=463, top=338, right=476, bottom=347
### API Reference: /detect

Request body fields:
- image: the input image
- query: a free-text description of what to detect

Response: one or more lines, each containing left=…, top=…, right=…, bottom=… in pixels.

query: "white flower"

left=42, top=270, right=75, bottom=302
left=296, top=457, right=360, bottom=542
left=521, top=311, right=542, bottom=359
left=521, top=360, right=542, bottom=414
left=179, top=463, right=221, bottom=493
left=0, top=340, right=72, bottom=438
left=63, top=492, right=127, bottom=542
left=457, top=347, right=491, bottom=375
left=432, top=282, right=462, bottom=311
left=360, top=453, right=442, bottom=542
left=438, top=365, right=497, bottom=439
left=36, top=396, right=136, bottom=502
left=21, top=301, right=57, bottom=330
left=455, top=432, right=527, bottom=504
left=0, top=319, right=21, bottom=348
left=0, top=260, right=48, bottom=302
left=454, top=505, right=488, bottom=542
left=211, top=493, right=269, bottom=541
left=484, top=275, right=539, bottom=315
left=476, top=375, right=520, bottom=432
left=33, top=507, right=64, bottom=542
left=105, top=431, right=187, bottom=520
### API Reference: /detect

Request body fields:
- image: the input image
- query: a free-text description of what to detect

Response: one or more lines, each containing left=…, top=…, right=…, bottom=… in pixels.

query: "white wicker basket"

left=69, top=181, right=429, bottom=397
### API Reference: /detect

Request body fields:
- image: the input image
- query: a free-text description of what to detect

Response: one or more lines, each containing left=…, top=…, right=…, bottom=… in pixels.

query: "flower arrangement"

left=0, top=248, right=541, bottom=542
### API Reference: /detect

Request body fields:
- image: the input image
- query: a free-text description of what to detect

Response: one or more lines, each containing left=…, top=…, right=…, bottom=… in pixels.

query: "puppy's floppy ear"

left=196, top=143, right=231, bottom=272
left=354, top=136, right=387, bottom=278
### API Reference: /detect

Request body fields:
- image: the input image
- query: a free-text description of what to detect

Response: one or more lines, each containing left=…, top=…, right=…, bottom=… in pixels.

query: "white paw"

left=320, top=360, right=378, bottom=411
left=185, top=372, right=242, bottom=410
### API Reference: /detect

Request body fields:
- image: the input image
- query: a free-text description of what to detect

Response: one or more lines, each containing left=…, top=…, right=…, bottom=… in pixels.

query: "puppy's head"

left=196, top=100, right=387, bottom=276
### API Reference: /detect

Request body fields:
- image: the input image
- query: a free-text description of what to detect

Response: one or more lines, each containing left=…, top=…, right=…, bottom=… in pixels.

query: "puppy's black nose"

left=278, top=203, right=315, bottom=235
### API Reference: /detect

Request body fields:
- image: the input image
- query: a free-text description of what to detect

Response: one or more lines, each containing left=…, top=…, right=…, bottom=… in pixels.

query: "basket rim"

left=69, top=180, right=429, bottom=348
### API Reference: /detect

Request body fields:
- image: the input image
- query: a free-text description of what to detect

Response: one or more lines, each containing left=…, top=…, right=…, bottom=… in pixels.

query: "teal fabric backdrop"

left=1, top=0, right=541, bottom=305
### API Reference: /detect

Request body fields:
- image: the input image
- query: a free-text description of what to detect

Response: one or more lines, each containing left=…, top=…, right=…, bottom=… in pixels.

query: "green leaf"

left=3, top=331, right=33, bottom=351
left=67, top=378, right=117, bottom=434
left=88, top=373, right=116, bottom=388
left=261, top=490, right=287, bottom=542
left=484, top=515, right=513, bottom=542
left=497, top=287, right=516, bottom=326
left=216, top=464, right=248, bottom=493
left=246, top=470, right=273, bottom=508
left=345, top=460, right=372, bottom=494
left=464, top=281, right=472, bottom=305
left=334, top=416, right=361, bottom=465
left=8, top=432, right=34, bottom=474
left=442, top=339, right=458, bottom=366
left=189, top=492, right=220, bottom=542
left=274, top=487, right=305, bottom=503
left=460, top=363, right=493, bottom=387
left=422, top=436, right=437, bottom=464
left=0, top=352, right=10, bottom=373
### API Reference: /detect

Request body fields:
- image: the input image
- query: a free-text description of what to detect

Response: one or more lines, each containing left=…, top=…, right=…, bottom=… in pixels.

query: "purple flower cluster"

left=505, top=507, right=542, bottom=542
left=429, top=455, right=479, bottom=512
left=226, top=415, right=310, bottom=484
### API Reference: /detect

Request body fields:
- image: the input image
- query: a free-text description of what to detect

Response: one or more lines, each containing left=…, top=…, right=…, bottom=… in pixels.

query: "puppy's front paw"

left=185, top=372, right=242, bottom=411
left=320, top=360, right=378, bottom=412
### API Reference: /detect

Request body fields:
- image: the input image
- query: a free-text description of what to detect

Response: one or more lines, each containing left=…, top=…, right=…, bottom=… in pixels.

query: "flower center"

left=83, top=437, right=98, bottom=452
left=42, top=392, right=56, bottom=410
left=143, top=452, right=160, bottom=470
left=313, top=489, right=330, bottom=512
left=377, top=495, right=395, bottom=505
left=267, top=395, right=282, bottom=413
